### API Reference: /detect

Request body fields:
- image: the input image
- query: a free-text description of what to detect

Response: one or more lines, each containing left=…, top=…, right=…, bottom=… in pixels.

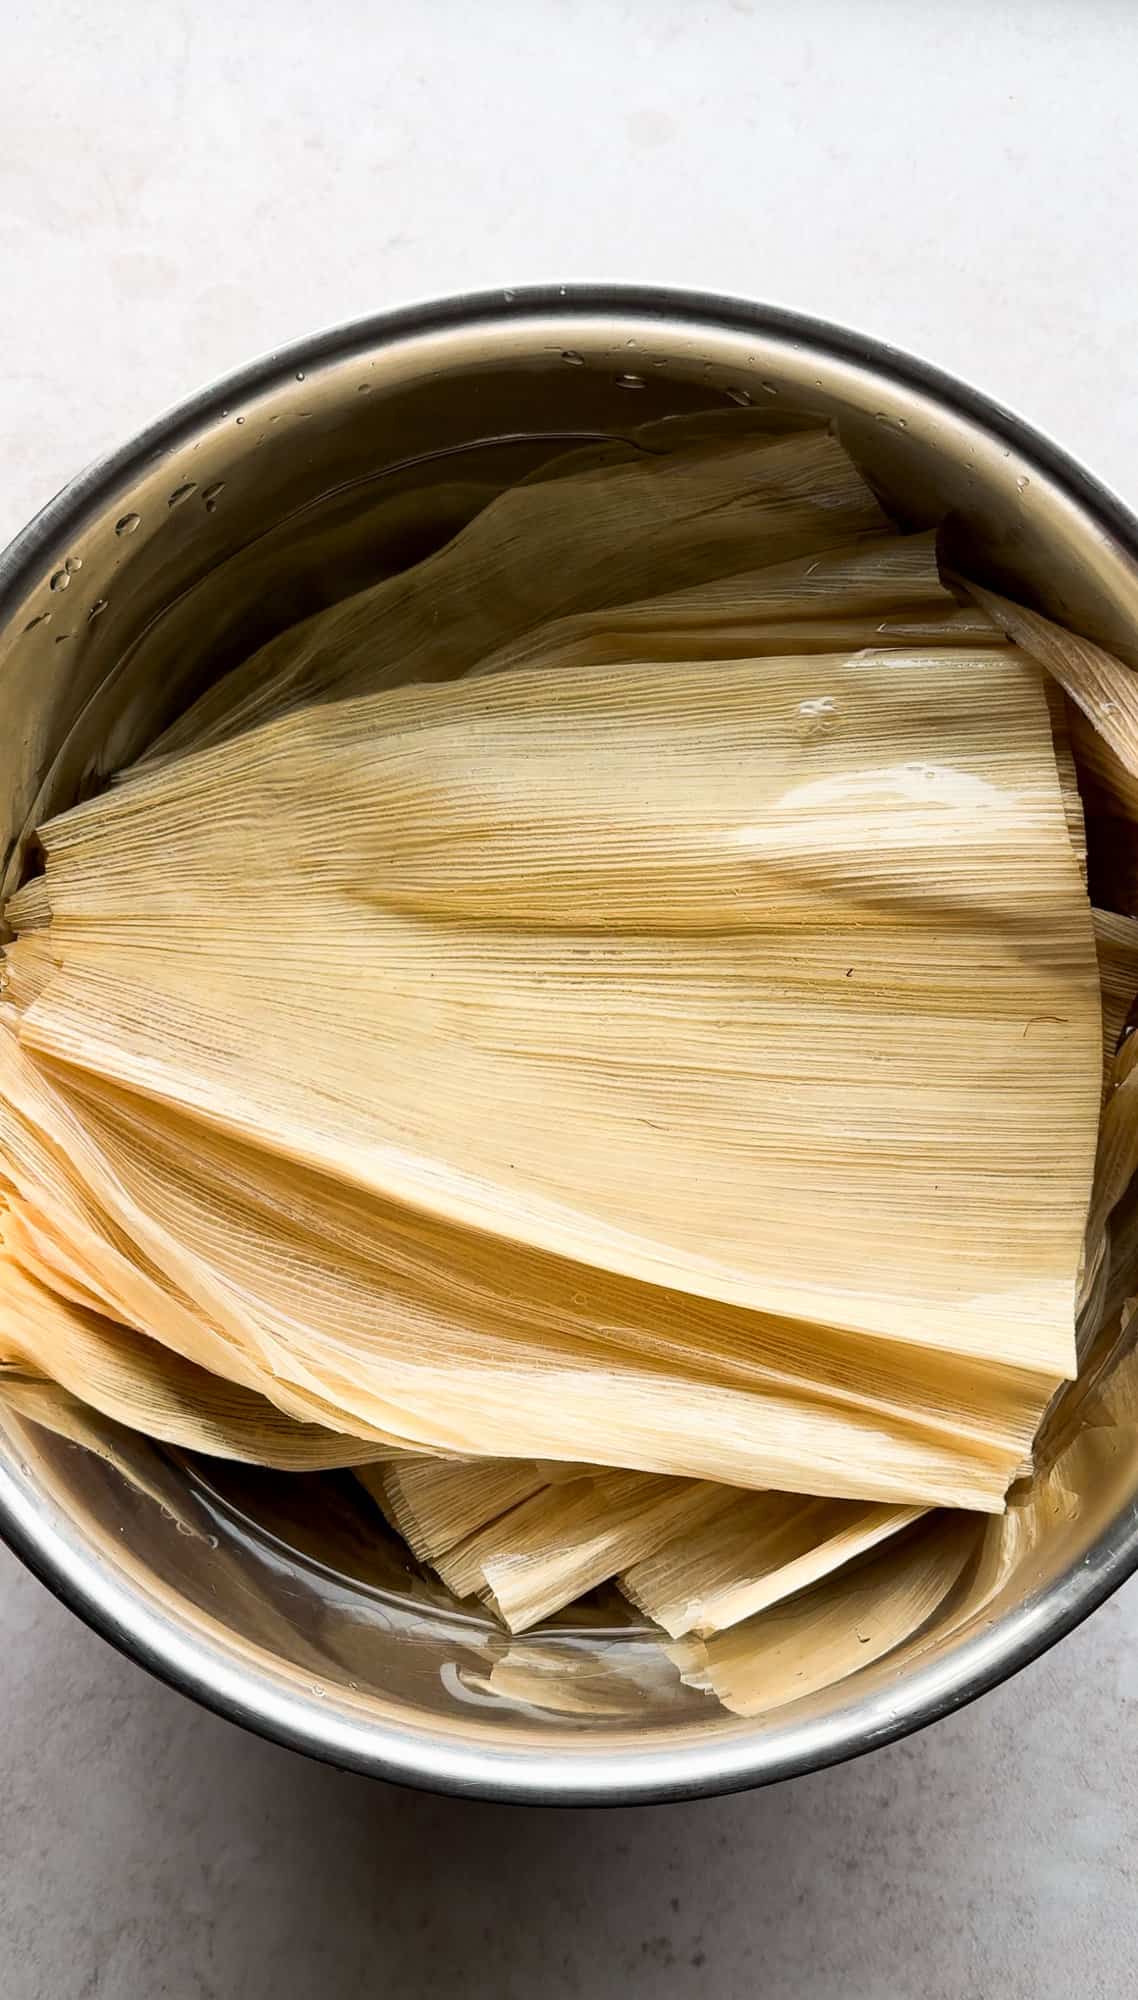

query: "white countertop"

left=2, top=4, right=1137, bottom=1993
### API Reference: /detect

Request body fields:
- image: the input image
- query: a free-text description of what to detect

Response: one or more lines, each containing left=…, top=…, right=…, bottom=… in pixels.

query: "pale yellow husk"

left=0, top=421, right=1124, bottom=1707
left=135, top=424, right=892, bottom=771
left=358, top=1457, right=546, bottom=1563
left=25, top=650, right=1099, bottom=1381
left=619, top=1493, right=925, bottom=1639
left=668, top=1515, right=977, bottom=1716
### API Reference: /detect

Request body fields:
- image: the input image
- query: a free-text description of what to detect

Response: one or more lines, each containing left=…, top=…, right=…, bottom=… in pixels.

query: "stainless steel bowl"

left=2, top=286, right=1137, bottom=1804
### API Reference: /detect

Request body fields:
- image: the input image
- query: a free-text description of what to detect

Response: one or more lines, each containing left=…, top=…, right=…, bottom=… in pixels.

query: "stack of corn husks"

left=4, top=414, right=1137, bottom=1717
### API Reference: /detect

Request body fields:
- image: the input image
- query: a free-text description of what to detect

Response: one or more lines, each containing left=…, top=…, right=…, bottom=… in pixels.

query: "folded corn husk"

left=133, top=425, right=892, bottom=769
left=358, top=1457, right=546, bottom=1563
left=668, top=1514, right=977, bottom=1716
left=0, top=1253, right=383, bottom=1470
left=429, top=1471, right=730, bottom=1633
left=619, top=1492, right=925, bottom=1639
left=2, top=644, right=1103, bottom=1508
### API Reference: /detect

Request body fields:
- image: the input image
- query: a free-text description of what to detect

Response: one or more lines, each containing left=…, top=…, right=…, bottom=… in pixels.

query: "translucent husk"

left=429, top=1471, right=732, bottom=1633
left=484, top=1634, right=694, bottom=1718
left=133, top=425, right=892, bottom=769
left=470, top=531, right=1003, bottom=678
left=619, top=1493, right=925, bottom=1639
left=358, top=1457, right=546, bottom=1563
left=668, top=1515, right=978, bottom=1716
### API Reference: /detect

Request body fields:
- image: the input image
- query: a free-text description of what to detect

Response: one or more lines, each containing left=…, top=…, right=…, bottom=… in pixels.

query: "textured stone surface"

left=3, top=3, right=1138, bottom=1993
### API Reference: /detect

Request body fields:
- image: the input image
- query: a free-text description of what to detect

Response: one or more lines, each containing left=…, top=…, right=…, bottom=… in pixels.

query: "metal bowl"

left=2, top=286, right=1137, bottom=1805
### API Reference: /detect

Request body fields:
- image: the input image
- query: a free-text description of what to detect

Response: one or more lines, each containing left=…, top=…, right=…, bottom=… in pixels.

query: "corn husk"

left=26, top=649, right=1099, bottom=1382
left=0, top=1253, right=383, bottom=1470
left=1094, top=909, right=1138, bottom=1055
left=668, top=1515, right=977, bottom=1716
left=4, top=875, right=51, bottom=934
left=133, top=426, right=891, bottom=769
left=620, top=1493, right=924, bottom=1638
left=0, top=417, right=1124, bottom=1693
left=4, top=1031, right=1019, bottom=1504
left=358, top=1457, right=546, bottom=1563
left=484, top=1634, right=697, bottom=1718
left=469, top=531, right=1000, bottom=678
left=430, top=1471, right=731, bottom=1632
left=964, top=582, right=1138, bottom=792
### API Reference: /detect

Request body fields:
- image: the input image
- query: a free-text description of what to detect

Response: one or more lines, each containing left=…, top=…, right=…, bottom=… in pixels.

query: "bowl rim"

left=3, top=281, right=1138, bottom=1805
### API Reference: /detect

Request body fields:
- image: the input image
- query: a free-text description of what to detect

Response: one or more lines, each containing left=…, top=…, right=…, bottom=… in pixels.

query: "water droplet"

left=616, top=373, right=645, bottom=391
left=310, top=1682, right=327, bottom=1698
left=202, top=481, right=225, bottom=513
left=205, top=1534, right=219, bottom=1550
left=357, top=381, right=372, bottom=393
left=760, top=380, right=778, bottom=397
left=175, top=1520, right=194, bottom=1536
left=625, top=337, right=638, bottom=348
left=23, top=613, right=51, bottom=632
left=503, top=289, right=517, bottom=302
left=561, top=349, right=584, bottom=367
left=115, top=512, right=141, bottom=537
left=726, top=386, right=752, bottom=406
left=295, top=370, right=306, bottom=382
left=873, top=411, right=888, bottom=425
left=54, top=633, right=70, bottom=645
left=896, top=416, right=908, bottom=429
left=49, top=569, right=70, bottom=592
left=64, top=556, right=82, bottom=575
left=87, top=599, right=108, bottom=623
left=1016, top=475, right=1030, bottom=494
left=235, top=414, right=245, bottom=425
left=168, top=483, right=197, bottom=508
left=856, top=1628, right=871, bottom=1644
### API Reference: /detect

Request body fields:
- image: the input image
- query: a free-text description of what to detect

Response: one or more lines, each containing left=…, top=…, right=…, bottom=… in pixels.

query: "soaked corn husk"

left=429, top=1471, right=730, bottom=1633
left=134, top=424, right=891, bottom=769
left=669, top=1514, right=978, bottom=1716
left=359, top=1457, right=546, bottom=1563
left=620, top=1493, right=925, bottom=1639
left=0, top=415, right=1129, bottom=1718
left=23, top=648, right=1099, bottom=1372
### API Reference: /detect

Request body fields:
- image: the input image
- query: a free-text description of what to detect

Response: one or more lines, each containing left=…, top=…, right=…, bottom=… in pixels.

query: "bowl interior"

left=2, top=292, right=1137, bottom=1801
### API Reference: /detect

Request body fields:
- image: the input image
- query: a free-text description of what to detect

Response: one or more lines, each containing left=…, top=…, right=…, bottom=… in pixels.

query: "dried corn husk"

left=134, top=426, right=891, bottom=769
left=620, top=1493, right=924, bottom=1638
left=669, top=1515, right=977, bottom=1716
